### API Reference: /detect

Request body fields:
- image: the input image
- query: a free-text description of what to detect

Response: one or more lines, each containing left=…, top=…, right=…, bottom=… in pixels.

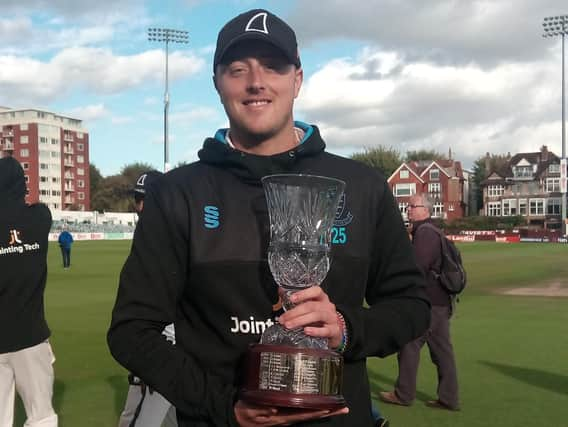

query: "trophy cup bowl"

left=240, top=174, right=347, bottom=410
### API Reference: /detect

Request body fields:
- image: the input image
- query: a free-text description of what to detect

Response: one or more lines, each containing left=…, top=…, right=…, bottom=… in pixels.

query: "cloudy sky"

left=1, top=0, right=567, bottom=175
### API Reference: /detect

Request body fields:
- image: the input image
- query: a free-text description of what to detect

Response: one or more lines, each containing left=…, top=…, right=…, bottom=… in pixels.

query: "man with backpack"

left=379, top=193, right=460, bottom=411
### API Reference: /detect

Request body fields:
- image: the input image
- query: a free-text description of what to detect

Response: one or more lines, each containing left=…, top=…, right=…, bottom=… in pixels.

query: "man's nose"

left=246, top=64, right=265, bottom=92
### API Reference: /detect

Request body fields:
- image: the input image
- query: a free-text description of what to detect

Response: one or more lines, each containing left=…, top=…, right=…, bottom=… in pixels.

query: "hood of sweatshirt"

left=197, top=121, right=325, bottom=183
left=0, top=156, right=26, bottom=205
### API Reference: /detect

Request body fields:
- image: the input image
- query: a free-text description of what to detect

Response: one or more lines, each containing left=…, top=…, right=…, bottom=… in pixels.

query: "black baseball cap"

left=133, top=170, right=163, bottom=196
left=213, top=9, right=301, bottom=73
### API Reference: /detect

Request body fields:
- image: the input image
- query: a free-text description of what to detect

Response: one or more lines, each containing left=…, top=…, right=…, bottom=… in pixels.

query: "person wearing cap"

left=108, top=9, right=429, bottom=427
left=116, top=170, right=179, bottom=427
left=0, top=156, right=58, bottom=427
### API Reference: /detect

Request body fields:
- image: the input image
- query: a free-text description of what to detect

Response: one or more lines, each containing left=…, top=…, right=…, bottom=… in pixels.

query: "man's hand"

left=234, top=400, right=349, bottom=426
left=277, top=287, right=343, bottom=349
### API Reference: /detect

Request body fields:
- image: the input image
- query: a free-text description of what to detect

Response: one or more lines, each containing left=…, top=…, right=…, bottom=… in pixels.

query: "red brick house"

left=387, top=159, right=466, bottom=222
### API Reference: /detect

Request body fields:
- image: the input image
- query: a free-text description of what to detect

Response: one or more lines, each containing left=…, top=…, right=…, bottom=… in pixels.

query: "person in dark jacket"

left=379, top=193, right=460, bottom=411
left=117, top=170, right=178, bottom=427
left=57, top=229, right=73, bottom=268
left=108, top=8, right=430, bottom=427
left=0, top=156, right=58, bottom=426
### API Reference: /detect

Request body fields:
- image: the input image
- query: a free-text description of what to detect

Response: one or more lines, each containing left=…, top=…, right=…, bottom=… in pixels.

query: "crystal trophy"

left=240, top=174, right=347, bottom=410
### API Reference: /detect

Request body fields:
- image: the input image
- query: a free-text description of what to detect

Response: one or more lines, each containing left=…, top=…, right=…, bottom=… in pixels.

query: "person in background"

left=57, top=229, right=73, bottom=269
left=117, top=170, right=178, bottom=427
left=108, top=9, right=430, bottom=426
left=379, top=193, right=460, bottom=411
left=0, top=156, right=58, bottom=426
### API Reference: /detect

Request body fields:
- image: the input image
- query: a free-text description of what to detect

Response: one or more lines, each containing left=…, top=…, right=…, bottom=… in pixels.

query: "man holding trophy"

left=108, top=8, right=430, bottom=427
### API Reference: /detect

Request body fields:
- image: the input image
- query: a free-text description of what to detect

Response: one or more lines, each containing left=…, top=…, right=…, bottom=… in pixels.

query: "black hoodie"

left=108, top=123, right=430, bottom=426
left=0, top=156, right=52, bottom=353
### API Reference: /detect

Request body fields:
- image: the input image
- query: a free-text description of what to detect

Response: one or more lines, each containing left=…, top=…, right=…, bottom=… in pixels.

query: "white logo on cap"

left=245, top=12, right=269, bottom=34
left=136, top=174, right=147, bottom=187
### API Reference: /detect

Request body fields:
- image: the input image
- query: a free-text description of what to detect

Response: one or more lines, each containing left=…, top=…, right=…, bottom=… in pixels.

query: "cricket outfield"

left=14, top=241, right=568, bottom=426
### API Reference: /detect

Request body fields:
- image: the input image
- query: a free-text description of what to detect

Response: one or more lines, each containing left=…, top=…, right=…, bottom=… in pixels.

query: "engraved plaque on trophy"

left=240, top=174, right=346, bottom=410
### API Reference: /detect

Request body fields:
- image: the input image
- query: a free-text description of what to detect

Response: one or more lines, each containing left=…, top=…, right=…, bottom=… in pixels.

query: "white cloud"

left=111, top=116, right=135, bottom=125
left=66, top=103, right=109, bottom=121
left=297, top=46, right=563, bottom=168
left=0, top=47, right=205, bottom=106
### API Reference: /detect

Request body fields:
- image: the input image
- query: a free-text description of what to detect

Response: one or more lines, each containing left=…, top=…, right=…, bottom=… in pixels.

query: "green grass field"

left=15, top=241, right=568, bottom=426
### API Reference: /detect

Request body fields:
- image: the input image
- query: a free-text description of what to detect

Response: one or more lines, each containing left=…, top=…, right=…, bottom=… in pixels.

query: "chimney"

left=540, top=145, right=549, bottom=162
left=484, top=152, right=491, bottom=174
left=448, top=147, right=453, bottom=160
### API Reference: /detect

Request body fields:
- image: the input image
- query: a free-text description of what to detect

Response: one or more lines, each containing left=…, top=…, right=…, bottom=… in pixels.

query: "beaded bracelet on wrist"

left=335, top=311, right=349, bottom=353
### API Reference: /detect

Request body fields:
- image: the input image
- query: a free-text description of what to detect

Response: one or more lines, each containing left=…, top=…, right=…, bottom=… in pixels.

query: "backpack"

left=420, top=223, right=467, bottom=295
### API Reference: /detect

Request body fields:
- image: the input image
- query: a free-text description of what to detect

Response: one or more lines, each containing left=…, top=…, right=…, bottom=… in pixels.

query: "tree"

left=89, top=163, right=103, bottom=195
left=89, top=162, right=158, bottom=212
left=350, top=147, right=403, bottom=177
left=472, top=153, right=510, bottom=211
left=405, top=149, right=448, bottom=162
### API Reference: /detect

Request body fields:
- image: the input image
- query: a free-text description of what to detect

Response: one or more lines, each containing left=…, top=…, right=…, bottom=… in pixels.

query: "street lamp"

left=543, top=15, right=568, bottom=234
left=148, top=27, right=189, bottom=172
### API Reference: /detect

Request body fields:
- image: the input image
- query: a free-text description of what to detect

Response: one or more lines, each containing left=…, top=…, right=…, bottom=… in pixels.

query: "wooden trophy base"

left=240, top=344, right=345, bottom=410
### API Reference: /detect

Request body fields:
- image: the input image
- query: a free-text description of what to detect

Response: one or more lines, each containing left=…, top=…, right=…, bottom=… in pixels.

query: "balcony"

left=64, top=196, right=74, bottom=204
left=63, top=146, right=74, bottom=154
left=63, top=134, right=74, bottom=142
left=64, top=160, right=74, bottom=167
left=64, top=173, right=74, bottom=179
left=2, top=142, right=14, bottom=151
left=64, top=185, right=75, bottom=192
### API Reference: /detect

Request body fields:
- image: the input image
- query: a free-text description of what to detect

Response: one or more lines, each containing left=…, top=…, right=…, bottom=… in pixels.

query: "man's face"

left=214, top=40, right=303, bottom=145
left=134, top=193, right=144, bottom=215
left=407, top=195, right=430, bottom=223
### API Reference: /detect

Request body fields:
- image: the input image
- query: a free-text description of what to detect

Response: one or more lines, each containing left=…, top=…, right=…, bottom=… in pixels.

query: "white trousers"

left=118, top=385, right=177, bottom=427
left=0, top=341, right=58, bottom=427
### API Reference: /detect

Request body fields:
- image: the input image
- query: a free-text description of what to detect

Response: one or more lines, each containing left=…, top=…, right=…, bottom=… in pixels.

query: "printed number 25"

left=332, top=227, right=347, bottom=244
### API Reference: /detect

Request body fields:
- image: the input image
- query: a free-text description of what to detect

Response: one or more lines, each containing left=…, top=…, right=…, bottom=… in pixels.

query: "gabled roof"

left=387, top=162, right=424, bottom=183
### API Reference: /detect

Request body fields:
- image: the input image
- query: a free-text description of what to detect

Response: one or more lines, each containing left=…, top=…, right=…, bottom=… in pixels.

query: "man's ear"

left=212, top=75, right=224, bottom=104
left=293, top=67, right=303, bottom=99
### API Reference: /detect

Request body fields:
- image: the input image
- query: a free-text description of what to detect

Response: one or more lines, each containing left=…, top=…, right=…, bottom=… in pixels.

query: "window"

left=487, top=185, right=504, bottom=197
left=519, top=199, right=527, bottom=216
left=78, top=192, right=85, bottom=200
left=40, top=176, right=48, bottom=183
left=529, top=199, right=545, bottom=215
left=77, top=155, right=84, bottom=163
left=548, top=198, right=561, bottom=215
left=51, top=151, right=60, bottom=158
left=429, top=168, right=440, bottom=180
left=400, top=170, right=409, bottom=179
left=394, top=183, right=416, bottom=196
left=488, top=202, right=501, bottom=216
left=546, top=178, right=560, bottom=192
left=24, top=175, right=29, bottom=183
left=77, top=132, right=84, bottom=139
left=40, top=163, right=49, bottom=170
left=432, top=203, right=444, bottom=218
left=20, top=148, right=29, bottom=157
left=40, top=189, right=49, bottom=196
left=51, top=138, right=58, bottom=145
left=502, top=199, right=517, bottom=216
left=22, top=162, right=29, bottom=170
left=77, top=180, right=85, bottom=188
left=20, top=135, right=28, bottom=144
left=20, top=123, right=28, bottom=131
left=549, top=163, right=560, bottom=174
left=77, top=168, right=84, bottom=176
left=77, top=143, right=84, bottom=151
left=40, top=136, right=48, bottom=144
left=52, top=190, right=61, bottom=196
left=514, top=166, right=532, bottom=178
left=52, top=177, right=60, bottom=184
left=428, top=182, right=441, bottom=194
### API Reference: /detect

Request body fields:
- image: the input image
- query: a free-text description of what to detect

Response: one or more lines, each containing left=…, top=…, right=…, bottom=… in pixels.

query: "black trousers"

left=394, top=305, right=459, bottom=408
left=60, top=247, right=71, bottom=268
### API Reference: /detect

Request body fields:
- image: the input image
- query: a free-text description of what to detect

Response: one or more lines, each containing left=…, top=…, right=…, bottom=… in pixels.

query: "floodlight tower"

left=543, top=15, right=568, bottom=234
left=147, top=27, right=189, bottom=172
